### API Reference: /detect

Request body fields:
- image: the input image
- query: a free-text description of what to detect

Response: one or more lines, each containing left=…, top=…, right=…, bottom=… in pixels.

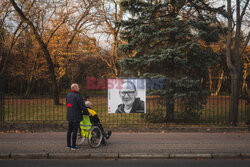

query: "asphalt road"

left=1, top=159, right=250, bottom=167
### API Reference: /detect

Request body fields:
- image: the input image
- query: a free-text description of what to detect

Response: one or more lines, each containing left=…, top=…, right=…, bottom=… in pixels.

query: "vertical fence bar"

left=7, top=87, right=9, bottom=122
left=247, top=91, right=249, bottom=123
left=48, top=96, right=50, bottom=121
left=209, top=95, right=211, bottom=123
left=28, top=94, right=30, bottom=121
left=32, top=93, right=34, bottom=121
left=10, top=80, right=12, bottom=121
left=246, top=80, right=249, bottom=121
left=60, top=96, right=63, bottom=121
left=204, top=96, right=207, bottom=123
left=15, top=86, right=17, bottom=122
left=116, top=106, right=118, bottom=127
left=219, top=93, right=222, bottom=124
left=41, top=87, right=43, bottom=121
left=104, top=96, right=106, bottom=125
left=19, top=81, right=22, bottom=122
left=24, top=84, right=26, bottom=122
left=219, top=91, right=223, bottom=124
left=62, top=93, right=65, bottom=121
left=212, top=94, right=215, bottom=124
left=0, top=75, right=4, bottom=125
left=36, top=89, right=38, bottom=121
left=217, top=94, right=219, bottom=124
left=240, top=98, right=243, bottom=124
left=61, top=96, right=63, bottom=121
left=226, top=94, right=229, bottom=124
left=225, top=90, right=227, bottom=124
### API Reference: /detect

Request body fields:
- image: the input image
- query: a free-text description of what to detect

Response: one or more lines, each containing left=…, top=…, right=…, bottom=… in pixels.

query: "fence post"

left=0, top=75, right=4, bottom=125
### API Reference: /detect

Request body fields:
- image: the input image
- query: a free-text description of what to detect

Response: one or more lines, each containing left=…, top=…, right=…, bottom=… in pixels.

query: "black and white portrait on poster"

left=108, top=79, right=146, bottom=114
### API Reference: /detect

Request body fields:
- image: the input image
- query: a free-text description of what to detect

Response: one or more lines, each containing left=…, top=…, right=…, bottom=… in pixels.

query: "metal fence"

left=0, top=76, right=249, bottom=127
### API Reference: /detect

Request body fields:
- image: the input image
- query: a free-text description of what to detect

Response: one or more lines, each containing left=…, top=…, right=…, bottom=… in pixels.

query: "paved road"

left=1, top=159, right=250, bottom=167
left=0, top=132, right=250, bottom=154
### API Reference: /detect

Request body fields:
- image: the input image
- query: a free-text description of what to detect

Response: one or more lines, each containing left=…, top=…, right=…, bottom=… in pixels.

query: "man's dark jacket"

left=115, top=98, right=144, bottom=113
left=66, top=91, right=89, bottom=122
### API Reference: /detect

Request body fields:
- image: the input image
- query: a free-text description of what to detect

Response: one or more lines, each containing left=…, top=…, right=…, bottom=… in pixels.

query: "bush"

left=144, top=109, right=166, bottom=123
left=176, top=110, right=202, bottom=123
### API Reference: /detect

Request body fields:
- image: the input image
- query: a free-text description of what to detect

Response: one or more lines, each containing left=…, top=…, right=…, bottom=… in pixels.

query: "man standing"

left=66, top=83, right=89, bottom=150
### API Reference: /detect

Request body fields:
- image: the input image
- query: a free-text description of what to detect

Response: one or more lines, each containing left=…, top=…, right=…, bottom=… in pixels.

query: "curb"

left=90, top=153, right=118, bottom=159
left=212, top=153, right=241, bottom=159
left=241, top=153, right=250, bottom=158
left=11, top=153, right=48, bottom=159
left=48, top=153, right=90, bottom=159
left=169, top=153, right=211, bottom=159
left=0, top=153, right=10, bottom=159
left=1, top=152, right=250, bottom=160
left=119, top=153, right=170, bottom=159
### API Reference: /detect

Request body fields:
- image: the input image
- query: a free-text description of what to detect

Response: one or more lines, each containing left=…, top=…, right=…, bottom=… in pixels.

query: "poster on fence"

left=108, top=79, right=146, bottom=114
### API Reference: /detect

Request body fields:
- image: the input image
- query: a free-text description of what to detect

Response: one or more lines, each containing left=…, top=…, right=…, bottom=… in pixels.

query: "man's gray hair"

left=85, top=101, right=93, bottom=108
left=71, top=83, right=79, bottom=90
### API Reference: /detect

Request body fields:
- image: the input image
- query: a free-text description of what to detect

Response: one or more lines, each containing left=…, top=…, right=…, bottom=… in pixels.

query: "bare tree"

left=65, top=0, right=99, bottom=82
left=94, top=0, right=124, bottom=78
left=9, top=0, right=69, bottom=104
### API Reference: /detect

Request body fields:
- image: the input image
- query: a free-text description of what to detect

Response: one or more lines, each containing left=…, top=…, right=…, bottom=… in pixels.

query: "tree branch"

left=226, top=0, right=236, bottom=73
left=240, top=0, right=250, bottom=22
left=66, top=1, right=96, bottom=50
left=240, top=31, right=250, bottom=57
left=46, top=17, right=67, bottom=45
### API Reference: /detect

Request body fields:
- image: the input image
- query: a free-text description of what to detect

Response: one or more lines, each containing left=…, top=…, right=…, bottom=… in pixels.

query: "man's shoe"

left=66, top=146, right=71, bottom=149
left=71, top=146, right=80, bottom=150
left=106, top=130, right=112, bottom=139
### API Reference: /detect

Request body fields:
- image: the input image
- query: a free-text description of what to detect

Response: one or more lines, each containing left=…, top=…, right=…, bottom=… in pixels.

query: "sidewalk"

left=0, top=131, right=250, bottom=159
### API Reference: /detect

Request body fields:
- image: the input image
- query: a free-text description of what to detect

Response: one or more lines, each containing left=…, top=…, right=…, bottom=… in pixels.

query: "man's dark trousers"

left=67, top=121, right=80, bottom=147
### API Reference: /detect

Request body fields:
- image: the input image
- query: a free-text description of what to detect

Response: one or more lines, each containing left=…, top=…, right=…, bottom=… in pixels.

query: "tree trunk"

left=208, top=67, right=213, bottom=91
left=25, top=75, right=34, bottom=98
left=212, top=69, right=224, bottom=96
left=229, top=74, right=240, bottom=126
left=166, top=82, right=175, bottom=122
left=242, top=63, right=247, bottom=91
left=228, top=0, right=243, bottom=126
left=166, top=93, right=175, bottom=122
left=225, top=0, right=240, bottom=126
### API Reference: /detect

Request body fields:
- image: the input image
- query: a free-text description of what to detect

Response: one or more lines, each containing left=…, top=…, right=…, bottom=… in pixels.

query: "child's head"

left=85, top=101, right=93, bottom=108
